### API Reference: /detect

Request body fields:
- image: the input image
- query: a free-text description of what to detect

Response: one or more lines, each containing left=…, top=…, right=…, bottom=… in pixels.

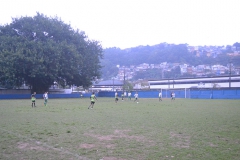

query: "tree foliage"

left=233, top=42, right=240, bottom=51
left=0, top=13, right=103, bottom=93
left=122, top=81, right=133, bottom=91
left=103, top=43, right=197, bottom=68
left=100, top=59, right=119, bottom=80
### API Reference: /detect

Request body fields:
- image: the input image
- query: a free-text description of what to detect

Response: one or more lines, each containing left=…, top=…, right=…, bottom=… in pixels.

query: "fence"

left=0, top=89, right=240, bottom=99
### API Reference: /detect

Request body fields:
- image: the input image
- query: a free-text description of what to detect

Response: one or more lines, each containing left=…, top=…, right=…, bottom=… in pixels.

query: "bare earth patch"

left=102, top=157, right=127, bottom=160
left=170, top=132, right=191, bottom=148
left=209, top=142, right=218, bottom=147
left=79, top=143, right=96, bottom=149
left=17, top=142, right=46, bottom=151
left=85, top=129, right=145, bottom=142
left=114, top=129, right=145, bottom=142
left=105, top=144, right=116, bottom=148
left=82, top=129, right=154, bottom=157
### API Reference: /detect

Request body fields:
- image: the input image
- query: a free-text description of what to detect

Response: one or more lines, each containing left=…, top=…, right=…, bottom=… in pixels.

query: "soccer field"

left=0, top=98, right=240, bottom=160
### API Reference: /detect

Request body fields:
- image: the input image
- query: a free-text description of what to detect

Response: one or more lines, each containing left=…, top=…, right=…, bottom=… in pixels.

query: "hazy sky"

left=1, top=0, right=239, bottom=49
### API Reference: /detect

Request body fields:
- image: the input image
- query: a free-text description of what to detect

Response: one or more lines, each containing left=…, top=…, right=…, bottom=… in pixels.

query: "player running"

left=115, top=92, right=118, bottom=103
left=88, top=92, right=97, bottom=109
left=134, top=92, right=139, bottom=103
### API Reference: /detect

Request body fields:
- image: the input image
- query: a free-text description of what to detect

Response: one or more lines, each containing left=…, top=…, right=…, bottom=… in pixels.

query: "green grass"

left=0, top=98, right=240, bottom=160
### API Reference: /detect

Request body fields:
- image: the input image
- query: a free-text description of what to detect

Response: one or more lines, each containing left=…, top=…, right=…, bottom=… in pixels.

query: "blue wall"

left=99, top=89, right=240, bottom=99
left=0, top=93, right=94, bottom=100
left=98, top=90, right=188, bottom=99
left=1, top=89, right=240, bottom=99
left=190, top=89, right=240, bottom=99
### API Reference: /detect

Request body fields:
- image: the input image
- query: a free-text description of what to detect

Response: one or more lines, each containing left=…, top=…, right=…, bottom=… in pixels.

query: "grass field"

left=0, top=98, right=240, bottom=160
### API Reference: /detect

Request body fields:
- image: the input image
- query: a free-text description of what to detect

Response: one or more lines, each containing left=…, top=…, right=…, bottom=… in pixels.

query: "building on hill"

left=148, top=75, right=240, bottom=89
left=90, top=79, right=124, bottom=91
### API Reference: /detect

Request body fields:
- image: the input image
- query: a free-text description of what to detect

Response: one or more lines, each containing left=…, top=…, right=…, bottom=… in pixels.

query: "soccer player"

left=171, top=92, right=175, bottom=101
left=121, top=92, right=124, bottom=101
left=31, top=92, right=36, bottom=107
left=172, top=92, right=175, bottom=100
left=43, top=92, right=48, bottom=106
left=128, top=91, right=132, bottom=100
left=88, top=92, right=97, bottom=109
left=134, top=92, right=139, bottom=102
left=115, top=92, right=118, bottom=103
left=124, top=91, right=127, bottom=99
left=159, top=91, right=162, bottom=101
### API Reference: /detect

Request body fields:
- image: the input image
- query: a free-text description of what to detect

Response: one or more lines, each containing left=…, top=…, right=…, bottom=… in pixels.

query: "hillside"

left=101, top=43, right=240, bottom=80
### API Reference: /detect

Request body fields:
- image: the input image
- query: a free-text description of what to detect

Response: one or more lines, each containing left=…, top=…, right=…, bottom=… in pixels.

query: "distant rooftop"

left=93, top=80, right=123, bottom=86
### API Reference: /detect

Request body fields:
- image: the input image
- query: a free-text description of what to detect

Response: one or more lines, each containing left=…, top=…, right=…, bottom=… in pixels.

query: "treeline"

left=104, top=44, right=194, bottom=65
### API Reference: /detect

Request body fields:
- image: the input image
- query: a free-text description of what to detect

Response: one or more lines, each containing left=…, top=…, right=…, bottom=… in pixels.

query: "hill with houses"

left=101, top=43, right=240, bottom=81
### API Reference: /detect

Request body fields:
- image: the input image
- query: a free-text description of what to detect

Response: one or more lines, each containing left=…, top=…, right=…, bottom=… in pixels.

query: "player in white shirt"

left=115, top=92, right=118, bottom=103
left=171, top=92, right=175, bottom=101
left=43, top=92, right=48, bottom=106
left=128, top=91, right=132, bottom=100
left=134, top=92, right=139, bottom=103
left=159, top=91, right=162, bottom=101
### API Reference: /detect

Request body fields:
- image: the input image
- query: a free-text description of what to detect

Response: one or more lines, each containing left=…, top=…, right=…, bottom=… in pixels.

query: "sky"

left=1, top=0, right=240, bottom=49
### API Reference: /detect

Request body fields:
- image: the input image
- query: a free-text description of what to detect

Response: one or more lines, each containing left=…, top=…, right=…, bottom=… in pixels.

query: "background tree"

left=122, top=81, right=133, bottom=91
left=233, top=42, right=240, bottom=51
left=0, top=13, right=103, bottom=93
left=100, top=59, right=119, bottom=80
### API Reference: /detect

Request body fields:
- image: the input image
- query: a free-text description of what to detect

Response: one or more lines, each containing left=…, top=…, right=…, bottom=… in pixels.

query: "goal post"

left=161, top=88, right=190, bottom=99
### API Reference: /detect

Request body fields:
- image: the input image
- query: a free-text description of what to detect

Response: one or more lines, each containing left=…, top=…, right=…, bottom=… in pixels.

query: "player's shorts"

left=32, top=100, right=35, bottom=102
left=115, top=98, right=118, bottom=101
left=91, top=101, right=95, bottom=104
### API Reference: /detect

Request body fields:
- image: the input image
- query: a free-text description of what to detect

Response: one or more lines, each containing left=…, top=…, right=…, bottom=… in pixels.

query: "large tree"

left=0, top=13, right=103, bottom=93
